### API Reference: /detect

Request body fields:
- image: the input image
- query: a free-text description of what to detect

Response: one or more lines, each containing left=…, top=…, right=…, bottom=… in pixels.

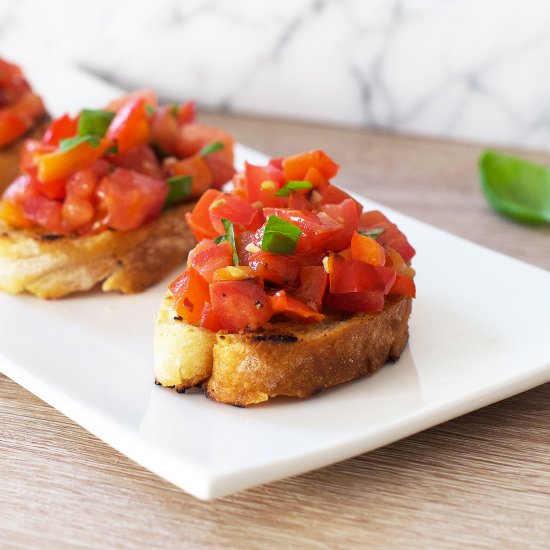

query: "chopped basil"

left=479, top=150, right=550, bottom=224
left=145, top=104, right=156, bottom=116
left=165, top=175, right=193, bottom=207
left=59, top=134, right=100, bottom=153
left=358, top=227, right=385, bottom=239
left=222, top=218, right=239, bottom=266
left=77, top=109, right=115, bottom=138
left=261, top=215, right=302, bottom=255
left=199, top=141, right=224, bottom=157
left=214, top=235, right=227, bottom=244
left=170, top=104, right=179, bottom=117
left=274, top=180, right=313, bottom=197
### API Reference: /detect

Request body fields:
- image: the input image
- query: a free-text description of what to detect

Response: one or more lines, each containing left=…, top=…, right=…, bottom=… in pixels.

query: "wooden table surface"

left=1, top=113, right=549, bottom=549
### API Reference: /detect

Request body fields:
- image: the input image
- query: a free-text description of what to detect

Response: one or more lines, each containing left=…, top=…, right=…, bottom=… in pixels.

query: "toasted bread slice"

left=0, top=203, right=196, bottom=299
left=154, top=292, right=412, bottom=406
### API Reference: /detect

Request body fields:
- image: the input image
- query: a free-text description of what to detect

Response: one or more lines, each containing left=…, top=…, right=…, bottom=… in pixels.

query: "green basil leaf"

left=222, top=218, right=239, bottom=266
left=479, top=150, right=550, bottom=224
left=145, top=104, right=156, bottom=116
left=274, top=180, right=313, bottom=197
left=214, top=235, right=227, bottom=244
left=59, top=134, right=100, bottom=153
left=199, top=141, right=224, bottom=157
left=261, top=215, right=302, bottom=255
left=77, top=109, right=115, bottom=138
left=170, top=104, right=179, bottom=117
left=104, top=144, right=119, bottom=156
left=165, top=175, right=193, bottom=207
left=358, top=227, right=384, bottom=239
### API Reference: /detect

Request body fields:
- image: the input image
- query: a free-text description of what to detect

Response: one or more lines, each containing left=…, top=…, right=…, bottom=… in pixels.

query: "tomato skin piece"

left=190, top=240, right=233, bottom=283
left=209, top=192, right=259, bottom=234
left=169, top=267, right=210, bottom=325
left=325, top=290, right=385, bottom=313
left=269, top=290, right=324, bottom=323
left=244, top=162, right=286, bottom=207
left=166, top=154, right=213, bottom=198
left=283, top=150, right=339, bottom=181
left=359, top=210, right=416, bottom=264
left=0, top=175, right=38, bottom=228
left=248, top=251, right=301, bottom=287
left=303, top=166, right=329, bottom=192
left=320, top=184, right=363, bottom=217
left=177, top=101, right=195, bottom=125
left=106, top=97, right=150, bottom=155
left=186, top=189, right=223, bottom=240
left=328, top=253, right=396, bottom=294
left=350, top=231, right=386, bottom=267
left=175, top=124, right=234, bottom=167
left=389, top=274, right=416, bottom=298
left=210, top=280, right=272, bottom=333
left=22, top=193, right=64, bottom=233
left=20, top=139, right=55, bottom=174
left=105, top=88, right=158, bottom=113
left=97, top=168, right=168, bottom=231
left=287, top=191, right=313, bottom=211
left=292, top=266, right=328, bottom=312
left=320, top=198, right=359, bottom=252
left=42, top=114, right=77, bottom=147
left=111, top=144, right=162, bottom=179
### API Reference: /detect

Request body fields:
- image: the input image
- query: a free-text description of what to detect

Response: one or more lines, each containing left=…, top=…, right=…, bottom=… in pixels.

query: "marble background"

left=1, top=0, right=550, bottom=150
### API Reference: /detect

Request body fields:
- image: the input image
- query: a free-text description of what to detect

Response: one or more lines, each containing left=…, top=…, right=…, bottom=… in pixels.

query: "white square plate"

left=1, top=65, right=549, bottom=500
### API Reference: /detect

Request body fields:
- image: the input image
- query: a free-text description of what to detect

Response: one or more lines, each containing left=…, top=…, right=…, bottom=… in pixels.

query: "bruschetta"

left=0, top=90, right=235, bottom=298
left=0, top=57, right=49, bottom=192
left=154, top=150, right=416, bottom=406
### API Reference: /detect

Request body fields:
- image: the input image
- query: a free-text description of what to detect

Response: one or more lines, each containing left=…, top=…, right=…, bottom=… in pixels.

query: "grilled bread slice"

left=154, top=292, right=412, bottom=406
left=0, top=203, right=195, bottom=299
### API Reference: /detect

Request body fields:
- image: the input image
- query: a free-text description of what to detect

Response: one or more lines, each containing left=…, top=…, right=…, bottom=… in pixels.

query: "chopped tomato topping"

left=189, top=240, right=233, bottom=283
left=389, top=274, right=416, bottom=298
left=292, top=266, right=328, bottom=312
left=185, top=189, right=223, bottom=240
left=169, top=267, right=210, bottom=325
left=106, top=97, right=150, bottom=155
left=42, top=115, right=78, bottom=147
left=270, top=290, right=324, bottom=323
left=209, top=280, right=272, bottom=333
left=209, top=192, right=259, bottom=235
left=282, top=150, right=339, bottom=181
left=166, top=154, right=213, bottom=198
left=325, top=290, right=385, bottom=313
left=350, top=231, right=386, bottom=267
left=248, top=251, right=301, bottom=287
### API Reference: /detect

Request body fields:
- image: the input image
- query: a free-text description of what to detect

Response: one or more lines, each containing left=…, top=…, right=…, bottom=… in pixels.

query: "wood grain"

left=1, top=114, right=549, bottom=549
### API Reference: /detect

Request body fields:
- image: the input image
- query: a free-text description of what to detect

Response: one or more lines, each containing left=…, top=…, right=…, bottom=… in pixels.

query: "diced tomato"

left=292, top=266, right=328, bottom=312
left=151, top=105, right=179, bottom=155
left=325, top=290, right=385, bottom=313
left=359, top=210, right=416, bottom=264
left=288, top=191, right=313, bottom=210
left=0, top=175, right=37, bottom=228
left=209, top=280, right=272, bottom=333
left=177, top=101, right=195, bottom=125
left=42, top=115, right=77, bottom=147
left=110, top=144, right=162, bottom=179
left=38, top=138, right=109, bottom=183
left=263, top=207, right=343, bottom=253
left=22, top=194, right=64, bottom=233
left=20, top=139, right=55, bottom=174
left=199, top=301, right=221, bottom=331
left=244, top=162, right=286, bottom=207
left=320, top=184, right=363, bottom=217
left=6, top=91, right=45, bottom=125
left=203, top=154, right=236, bottom=189
left=165, top=154, right=213, bottom=198
left=248, top=251, right=301, bottom=287
left=303, top=166, right=329, bottom=192
left=209, top=192, right=259, bottom=234
left=97, top=168, right=167, bottom=231
left=106, top=97, right=150, bottom=155
left=295, top=249, right=326, bottom=267
left=350, top=231, right=386, bottom=267
left=282, top=150, right=339, bottom=181
left=235, top=230, right=256, bottom=265
left=0, top=111, right=27, bottom=148
left=389, top=274, right=416, bottom=298
left=268, top=157, right=283, bottom=170
left=320, top=198, right=359, bottom=251
left=269, top=290, right=324, bottom=323
left=175, top=124, right=234, bottom=167
left=61, top=195, right=94, bottom=231
left=185, top=189, right=223, bottom=240
left=190, top=240, right=233, bottom=283
left=105, top=89, right=158, bottom=112
left=169, top=267, right=210, bottom=325
left=328, top=253, right=396, bottom=294
left=385, top=248, right=415, bottom=278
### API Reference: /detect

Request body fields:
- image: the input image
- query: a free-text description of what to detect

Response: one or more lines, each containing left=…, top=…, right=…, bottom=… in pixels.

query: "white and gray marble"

left=2, top=0, right=550, bottom=150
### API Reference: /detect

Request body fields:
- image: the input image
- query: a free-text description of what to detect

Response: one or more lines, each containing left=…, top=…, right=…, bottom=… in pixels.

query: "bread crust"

left=0, top=203, right=196, bottom=298
left=155, top=293, right=412, bottom=406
